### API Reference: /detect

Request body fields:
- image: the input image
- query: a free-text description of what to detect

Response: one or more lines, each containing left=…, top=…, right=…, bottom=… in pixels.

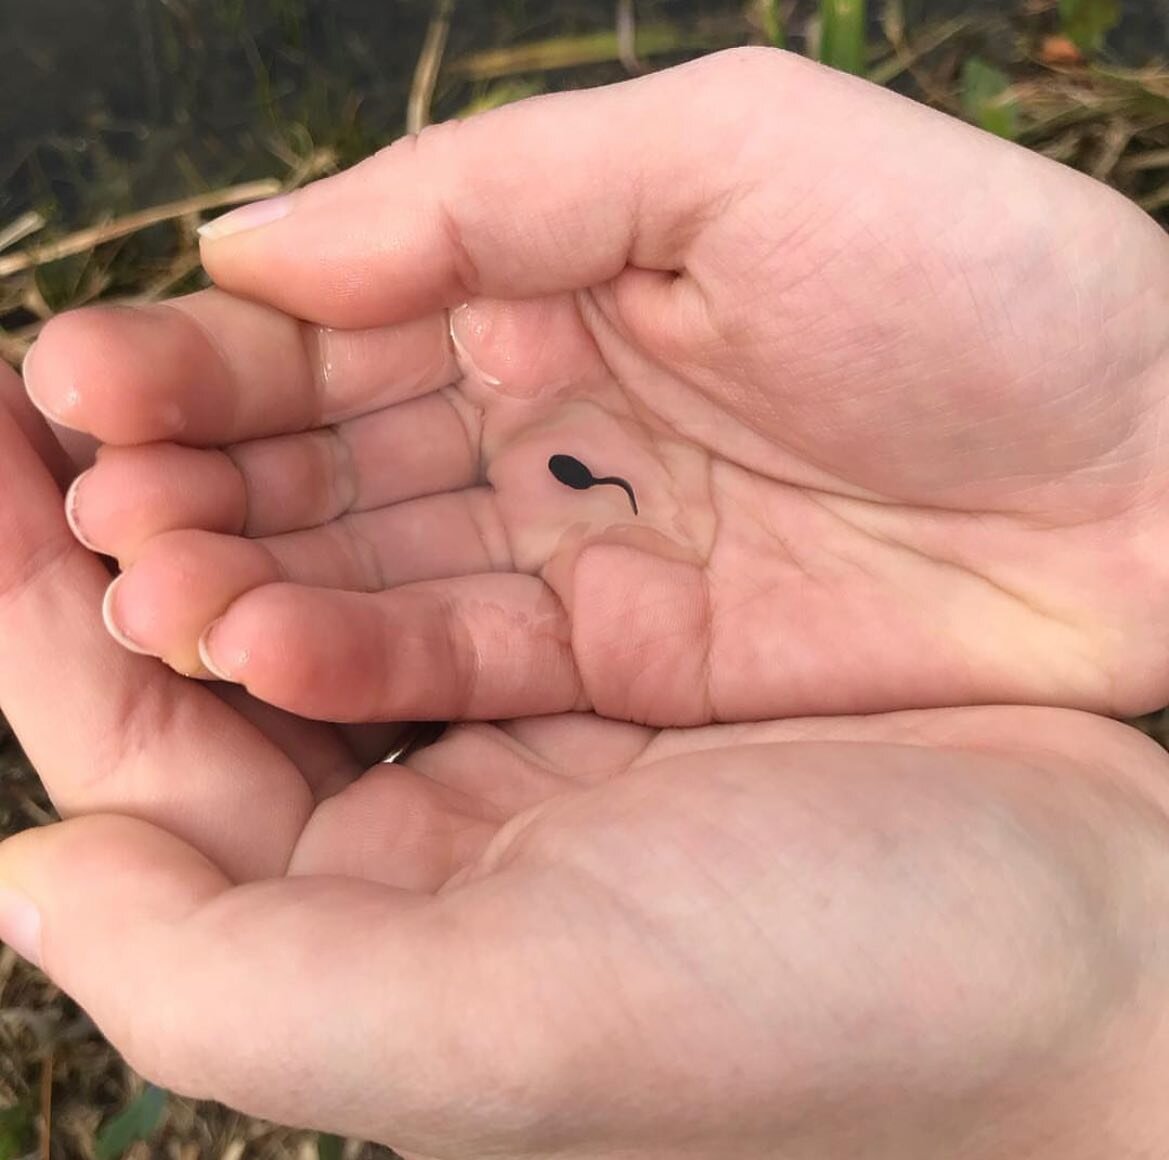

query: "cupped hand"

left=24, top=47, right=1169, bottom=728
left=5, top=364, right=1169, bottom=1159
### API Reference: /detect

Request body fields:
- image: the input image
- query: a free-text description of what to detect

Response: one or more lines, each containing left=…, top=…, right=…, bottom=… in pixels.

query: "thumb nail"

left=448, top=303, right=502, bottom=388
left=198, top=194, right=293, bottom=241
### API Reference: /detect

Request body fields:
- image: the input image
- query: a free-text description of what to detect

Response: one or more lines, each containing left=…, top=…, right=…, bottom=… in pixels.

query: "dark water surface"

left=1, top=0, right=1168, bottom=229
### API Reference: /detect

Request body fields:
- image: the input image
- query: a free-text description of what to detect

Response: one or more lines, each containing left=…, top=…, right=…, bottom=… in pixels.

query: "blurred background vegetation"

left=1, top=0, right=1168, bottom=1156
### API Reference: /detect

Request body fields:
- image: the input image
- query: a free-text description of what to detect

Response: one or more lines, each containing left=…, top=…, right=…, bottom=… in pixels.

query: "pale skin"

left=3, top=46, right=1169, bottom=1159
left=20, top=50, right=1169, bottom=726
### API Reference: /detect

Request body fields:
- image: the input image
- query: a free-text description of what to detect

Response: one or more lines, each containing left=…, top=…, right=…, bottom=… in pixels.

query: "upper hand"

left=23, top=47, right=1169, bottom=726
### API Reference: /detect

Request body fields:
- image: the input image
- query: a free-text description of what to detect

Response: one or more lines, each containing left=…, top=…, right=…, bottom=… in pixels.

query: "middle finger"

left=69, top=388, right=481, bottom=557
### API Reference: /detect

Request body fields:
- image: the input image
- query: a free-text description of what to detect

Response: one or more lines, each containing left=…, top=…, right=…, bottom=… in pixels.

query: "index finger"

left=23, top=290, right=456, bottom=445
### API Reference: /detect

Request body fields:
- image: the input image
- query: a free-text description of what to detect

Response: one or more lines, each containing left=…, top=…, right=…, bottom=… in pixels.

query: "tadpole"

left=548, top=454, right=639, bottom=515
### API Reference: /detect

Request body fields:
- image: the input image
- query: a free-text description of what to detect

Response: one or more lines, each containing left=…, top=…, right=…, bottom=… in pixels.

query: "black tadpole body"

left=548, top=454, right=639, bottom=515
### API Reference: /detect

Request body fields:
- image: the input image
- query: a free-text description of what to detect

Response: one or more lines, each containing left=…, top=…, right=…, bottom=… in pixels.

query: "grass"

left=3, top=1, right=1169, bottom=368
left=1, top=0, right=1168, bottom=1156
left=818, top=0, right=867, bottom=74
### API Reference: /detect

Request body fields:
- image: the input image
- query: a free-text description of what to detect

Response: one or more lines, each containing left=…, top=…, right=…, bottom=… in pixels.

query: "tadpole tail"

left=595, top=475, right=639, bottom=515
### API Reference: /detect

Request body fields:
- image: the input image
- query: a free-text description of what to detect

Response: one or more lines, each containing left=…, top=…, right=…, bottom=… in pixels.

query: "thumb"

left=197, top=47, right=809, bottom=328
left=0, top=816, right=537, bottom=1153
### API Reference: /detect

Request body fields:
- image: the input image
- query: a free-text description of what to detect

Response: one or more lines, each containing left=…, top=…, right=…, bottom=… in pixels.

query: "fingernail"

left=101, top=575, right=151, bottom=656
left=0, top=886, right=42, bottom=969
left=198, top=195, right=292, bottom=241
left=198, top=621, right=245, bottom=682
left=20, top=340, right=81, bottom=425
left=448, top=304, right=502, bottom=388
left=64, top=469, right=99, bottom=552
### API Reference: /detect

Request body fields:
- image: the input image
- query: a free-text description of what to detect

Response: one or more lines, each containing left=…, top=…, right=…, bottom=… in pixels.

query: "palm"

left=443, top=228, right=1169, bottom=724
left=245, top=703, right=1169, bottom=1160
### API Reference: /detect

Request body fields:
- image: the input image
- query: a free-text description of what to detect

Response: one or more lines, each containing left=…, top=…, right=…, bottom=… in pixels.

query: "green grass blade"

left=94, top=1084, right=167, bottom=1160
left=452, top=23, right=737, bottom=80
left=960, top=57, right=1020, bottom=140
left=1058, top=0, right=1120, bottom=55
left=819, top=0, right=866, bottom=75
left=760, top=0, right=786, bottom=49
left=456, top=78, right=545, bottom=118
left=0, top=1102, right=35, bottom=1160
left=318, top=1133, right=345, bottom=1160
